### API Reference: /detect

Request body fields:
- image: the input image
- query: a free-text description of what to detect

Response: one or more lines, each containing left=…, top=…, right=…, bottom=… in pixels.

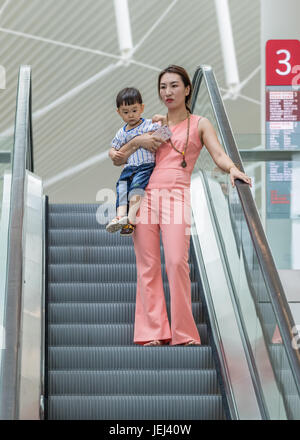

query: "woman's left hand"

left=230, top=166, right=252, bottom=188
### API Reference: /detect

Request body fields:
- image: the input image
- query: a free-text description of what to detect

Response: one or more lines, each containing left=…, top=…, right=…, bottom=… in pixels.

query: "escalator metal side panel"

left=17, top=171, right=43, bottom=419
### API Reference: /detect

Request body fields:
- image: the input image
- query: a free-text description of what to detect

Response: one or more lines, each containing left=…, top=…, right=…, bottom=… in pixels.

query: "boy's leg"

left=106, top=169, right=130, bottom=232
left=127, top=194, right=142, bottom=225
left=117, top=204, right=128, bottom=218
left=120, top=163, right=154, bottom=235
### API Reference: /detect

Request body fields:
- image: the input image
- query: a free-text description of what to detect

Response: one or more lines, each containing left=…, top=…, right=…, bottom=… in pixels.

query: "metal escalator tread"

left=48, top=302, right=203, bottom=324
left=48, top=263, right=196, bottom=283
left=49, top=323, right=208, bottom=346
left=48, top=282, right=201, bottom=303
left=49, top=369, right=220, bottom=394
left=46, top=203, right=226, bottom=420
left=48, top=395, right=225, bottom=420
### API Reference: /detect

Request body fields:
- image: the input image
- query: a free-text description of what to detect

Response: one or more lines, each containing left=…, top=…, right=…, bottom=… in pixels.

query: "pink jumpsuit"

left=132, top=114, right=203, bottom=345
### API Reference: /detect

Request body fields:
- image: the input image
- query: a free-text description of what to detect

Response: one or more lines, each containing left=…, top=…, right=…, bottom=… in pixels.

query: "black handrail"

left=0, top=65, right=33, bottom=419
left=191, top=65, right=300, bottom=397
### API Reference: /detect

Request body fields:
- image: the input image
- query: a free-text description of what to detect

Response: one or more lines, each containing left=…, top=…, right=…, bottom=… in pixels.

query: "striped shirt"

left=111, top=118, right=160, bottom=167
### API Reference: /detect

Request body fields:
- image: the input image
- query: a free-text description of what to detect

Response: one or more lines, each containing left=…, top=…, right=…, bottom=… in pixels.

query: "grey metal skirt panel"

left=46, top=203, right=226, bottom=420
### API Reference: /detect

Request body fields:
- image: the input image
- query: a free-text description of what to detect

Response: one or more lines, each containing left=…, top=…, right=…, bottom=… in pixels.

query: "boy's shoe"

left=120, top=223, right=136, bottom=236
left=106, top=216, right=128, bottom=233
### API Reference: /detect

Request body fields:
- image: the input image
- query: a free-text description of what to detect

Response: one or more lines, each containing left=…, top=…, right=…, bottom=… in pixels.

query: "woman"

left=110, top=65, right=252, bottom=346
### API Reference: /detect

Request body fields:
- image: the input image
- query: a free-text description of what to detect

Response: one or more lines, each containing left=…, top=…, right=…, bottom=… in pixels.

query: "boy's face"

left=117, top=102, right=145, bottom=127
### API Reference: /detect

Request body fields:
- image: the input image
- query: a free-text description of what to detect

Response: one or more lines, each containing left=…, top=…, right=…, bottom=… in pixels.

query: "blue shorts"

left=116, top=162, right=155, bottom=209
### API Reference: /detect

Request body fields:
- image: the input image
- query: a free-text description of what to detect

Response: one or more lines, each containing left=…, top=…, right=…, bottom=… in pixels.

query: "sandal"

left=120, top=222, right=136, bottom=236
left=144, top=340, right=165, bottom=346
left=184, top=340, right=201, bottom=346
left=106, top=216, right=128, bottom=233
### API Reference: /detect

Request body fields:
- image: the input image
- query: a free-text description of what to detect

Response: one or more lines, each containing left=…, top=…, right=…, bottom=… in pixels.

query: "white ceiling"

left=0, top=0, right=261, bottom=202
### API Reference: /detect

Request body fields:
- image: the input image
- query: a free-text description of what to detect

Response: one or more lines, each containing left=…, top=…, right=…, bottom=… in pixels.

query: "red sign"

left=266, top=40, right=300, bottom=86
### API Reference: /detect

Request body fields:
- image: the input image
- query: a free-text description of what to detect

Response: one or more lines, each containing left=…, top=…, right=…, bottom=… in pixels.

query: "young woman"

left=110, top=65, right=252, bottom=346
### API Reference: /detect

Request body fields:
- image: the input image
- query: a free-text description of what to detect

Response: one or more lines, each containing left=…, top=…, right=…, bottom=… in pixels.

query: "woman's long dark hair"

left=158, top=65, right=193, bottom=113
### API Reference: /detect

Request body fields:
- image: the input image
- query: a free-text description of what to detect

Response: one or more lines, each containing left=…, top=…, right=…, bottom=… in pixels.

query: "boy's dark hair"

left=116, top=87, right=143, bottom=108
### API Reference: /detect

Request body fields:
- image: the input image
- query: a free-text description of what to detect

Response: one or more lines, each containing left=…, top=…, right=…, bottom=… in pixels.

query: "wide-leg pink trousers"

left=132, top=187, right=201, bottom=346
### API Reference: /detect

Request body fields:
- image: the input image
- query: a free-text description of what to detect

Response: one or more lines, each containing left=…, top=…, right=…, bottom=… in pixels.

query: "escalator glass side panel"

left=242, top=159, right=300, bottom=271
left=191, top=69, right=300, bottom=419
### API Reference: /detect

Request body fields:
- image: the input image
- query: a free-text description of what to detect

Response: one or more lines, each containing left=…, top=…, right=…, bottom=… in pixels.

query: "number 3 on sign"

left=266, top=40, right=300, bottom=85
left=275, top=49, right=291, bottom=76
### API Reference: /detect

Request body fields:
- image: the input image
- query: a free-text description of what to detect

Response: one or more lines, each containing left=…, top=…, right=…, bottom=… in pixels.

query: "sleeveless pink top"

left=146, top=114, right=203, bottom=189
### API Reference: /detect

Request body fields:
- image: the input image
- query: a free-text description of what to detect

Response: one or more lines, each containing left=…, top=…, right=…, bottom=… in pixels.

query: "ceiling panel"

left=0, top=0, right=261, bottom=202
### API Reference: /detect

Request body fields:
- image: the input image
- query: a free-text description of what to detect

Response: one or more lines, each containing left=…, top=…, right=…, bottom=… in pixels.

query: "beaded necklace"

left=166, top=111, right=190, bottom=168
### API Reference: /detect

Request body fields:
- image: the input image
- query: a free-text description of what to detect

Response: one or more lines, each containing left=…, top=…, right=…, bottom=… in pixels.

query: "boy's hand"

left=109, top=148, right=127, bottom=165
left=112, top=150, right=126, bottom=165
left=110, top=149, right=125, bottom=159
left=114, top=150, right=125, bottom=159
left=152, top=114, right=167, bottom=125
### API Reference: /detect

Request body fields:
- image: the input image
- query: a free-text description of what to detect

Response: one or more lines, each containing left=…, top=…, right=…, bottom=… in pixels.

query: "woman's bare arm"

left=198, top=117, right=252, bottom=187
left=109, top=133, right=164, bottom=166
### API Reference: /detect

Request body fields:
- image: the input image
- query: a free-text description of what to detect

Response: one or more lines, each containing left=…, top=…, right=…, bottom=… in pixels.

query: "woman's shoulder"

left=191, top=114, right=207, bottom=130
left=191, top=114, right=206, bottom=122
left=192, top=114, right=210, bottom=130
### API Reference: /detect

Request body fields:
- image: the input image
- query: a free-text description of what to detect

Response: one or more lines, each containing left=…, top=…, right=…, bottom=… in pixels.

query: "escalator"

left=46, top=203, right=227, bottom=420
left=0, top=65, right=299, bottom=420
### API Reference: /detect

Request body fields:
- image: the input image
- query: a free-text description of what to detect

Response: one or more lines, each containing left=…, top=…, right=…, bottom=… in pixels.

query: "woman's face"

left=159, top=72, right=190, bottom=110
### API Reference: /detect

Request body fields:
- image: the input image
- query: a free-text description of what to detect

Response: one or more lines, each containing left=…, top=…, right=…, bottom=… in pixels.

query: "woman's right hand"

left=138, top=133, right=165, bottom=153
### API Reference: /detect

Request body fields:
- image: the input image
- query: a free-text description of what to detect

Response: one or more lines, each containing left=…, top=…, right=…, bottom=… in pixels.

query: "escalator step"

left=46, top=203, right=225, bottom=420
left=48, top=245, right=171, bottom=264
left=275, top=369, right=299, bottom=396
left=49, top=213, right=112, bottom=229
left=269, top=345, right=291, bottom=370
left=49, top=204, right=106, bottom=214
left=48, top=263, right=195, bottom=283
left=48, top=323, right=208, bottom=346
left=47, top=395, right=225, bottom=420
left=48, top=346, right=214, bottom=370
left=48, top=229, right=139, bottom=246
left=48, top=302, right=203, bottom=324
left=49, top=369, right=219, bottom=395
left=285, top=395, right=300, bottom=420
left=48, top=282, right=201, bottom=303
left=257, top=302, right=278, bottom=325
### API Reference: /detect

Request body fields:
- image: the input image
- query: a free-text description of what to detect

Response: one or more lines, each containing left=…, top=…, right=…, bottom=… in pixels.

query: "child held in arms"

left=107, top=87, right=171, bottom=235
